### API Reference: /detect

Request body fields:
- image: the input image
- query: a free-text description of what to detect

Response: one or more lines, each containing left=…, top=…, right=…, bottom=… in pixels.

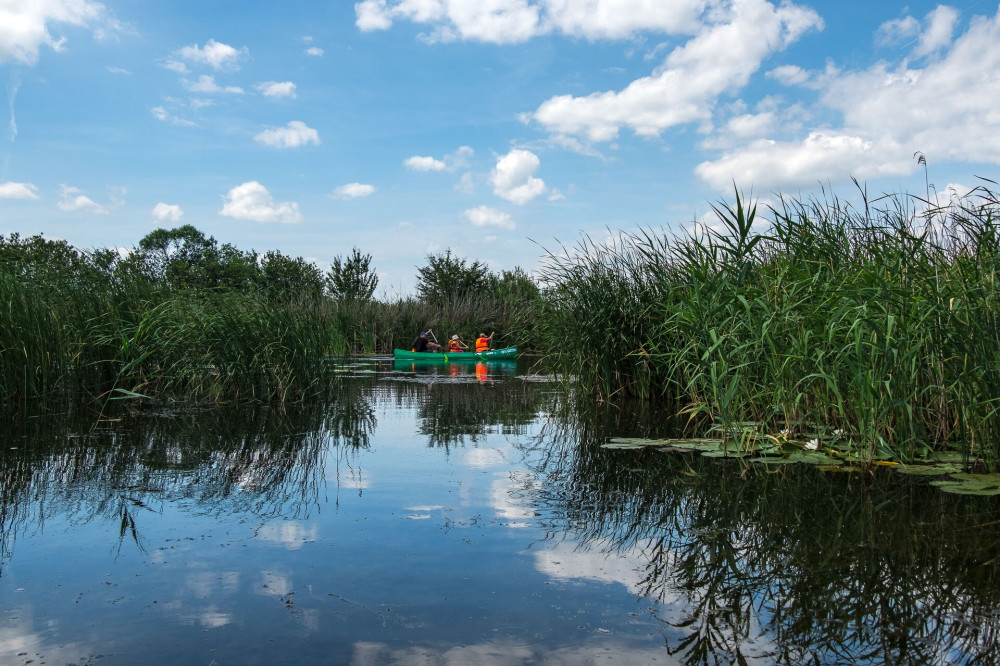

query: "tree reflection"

left=528, top=398, right=1000, bottom=665
left=0, top=384, right=377, bottom=569
left=390, top=360, right=546, bottom=450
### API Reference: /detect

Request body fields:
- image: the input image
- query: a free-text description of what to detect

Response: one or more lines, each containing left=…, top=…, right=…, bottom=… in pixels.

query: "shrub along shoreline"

left=4, top=181, right=1000, bottom=468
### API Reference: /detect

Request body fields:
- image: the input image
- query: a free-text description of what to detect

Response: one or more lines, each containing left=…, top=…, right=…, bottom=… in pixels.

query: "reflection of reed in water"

left=413, top=371, right=551, bottom=450
left=0, top=389, right=376, bottom=567
left=527, top=398, right=1000, bottom=666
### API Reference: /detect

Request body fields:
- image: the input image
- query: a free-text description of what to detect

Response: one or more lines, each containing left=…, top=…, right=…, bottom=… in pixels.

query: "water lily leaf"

left=601, top=442, right=647, bottom=450
left=896, top=464, right=963, bottom=476
left=701, top=450, right=750, bottom=458
left=930, top=480, right=1000, bottom=496
left=927, top=451, right=966, bottom=464
left=752, top=456, right=799, bottom=465
left=948, top=472, right=1000, bottom=484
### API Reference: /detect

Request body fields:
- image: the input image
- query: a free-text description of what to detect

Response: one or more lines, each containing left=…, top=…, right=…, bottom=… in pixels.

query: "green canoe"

left=393, top=346, right=518, bottom=362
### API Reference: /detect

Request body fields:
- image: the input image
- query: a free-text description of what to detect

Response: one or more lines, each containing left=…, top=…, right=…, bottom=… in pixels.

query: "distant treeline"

left=0, top=224, right=540, bottom=405
left=5, top=180, right=1000, bottom=468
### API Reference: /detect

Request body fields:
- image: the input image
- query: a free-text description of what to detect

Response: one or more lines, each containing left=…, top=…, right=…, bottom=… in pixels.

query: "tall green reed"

left=537, top=183, right=1000, bottom=467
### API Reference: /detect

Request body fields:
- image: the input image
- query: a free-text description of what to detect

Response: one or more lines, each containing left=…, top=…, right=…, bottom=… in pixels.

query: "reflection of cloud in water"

left=199, top=609, right=232, bottom=628
left=0, top=617, right=93, bottom=666
left=257, top=521, right=318, bottom=550
left=464, top=447, right=505, bottom=468
left=338, top=470, right=370, bottom=490
left=351, top=639, right=668, bottom=665
left=405, top=504, right=444, bottom=520
left=258, top=570, right=292, bottom=596
left=535, top=541, right=779, bottom=663
left=186, top=570, right=223, bottom=598
left=490, top=472, right=537, bottom=528
left=534, top=539, right=654, bottom=597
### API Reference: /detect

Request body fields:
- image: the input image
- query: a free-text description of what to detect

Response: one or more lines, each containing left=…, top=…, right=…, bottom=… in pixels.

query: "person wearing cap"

left=411, top=330, right=442, bottom=353
left=475, top=332, right=494, bottom=353
left=447, top=334, right=468, bottom=352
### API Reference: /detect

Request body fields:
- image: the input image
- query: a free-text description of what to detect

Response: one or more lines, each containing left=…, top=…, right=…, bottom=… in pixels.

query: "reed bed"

left=1, top=233, right=539, bottom=405
left=537, top=182, right=1000, bottom=467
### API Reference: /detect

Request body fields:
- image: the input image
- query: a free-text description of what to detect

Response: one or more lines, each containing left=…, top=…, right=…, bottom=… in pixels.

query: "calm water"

left=2, top=359, right=999, bottom=665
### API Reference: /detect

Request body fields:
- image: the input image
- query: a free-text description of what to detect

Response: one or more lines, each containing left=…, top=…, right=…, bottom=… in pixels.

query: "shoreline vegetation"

left=4, top=180, right=1000, bottom=470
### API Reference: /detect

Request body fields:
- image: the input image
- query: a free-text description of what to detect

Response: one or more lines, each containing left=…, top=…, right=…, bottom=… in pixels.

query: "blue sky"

left=1, top=0, right=997, bottom=294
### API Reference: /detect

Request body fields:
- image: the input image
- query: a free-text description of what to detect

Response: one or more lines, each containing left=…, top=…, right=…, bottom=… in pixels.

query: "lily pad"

left=752, top=456, right=799, bottom=465
left=817, top=464, right=860, bottom=473
left=948, top=472, right=1000, bottom=484
left=601, top=441, right=648, bottom=450
left=930, top=479, right=1000, bottom=496
left=927, top=451, right=966, bottom=464
left=701, top=449, right=750, bottom=458
left=895, top=463, right=963, bottom=476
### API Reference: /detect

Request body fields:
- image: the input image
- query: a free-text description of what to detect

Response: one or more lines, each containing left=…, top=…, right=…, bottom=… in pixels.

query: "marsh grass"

left=537, top=181, right=1000, bottom=467
left=1, top=234, right=538, bottom=405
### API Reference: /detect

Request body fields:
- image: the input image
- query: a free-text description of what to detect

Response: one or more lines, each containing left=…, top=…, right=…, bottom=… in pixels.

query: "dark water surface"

left=2, top=359, right=999, bottom=665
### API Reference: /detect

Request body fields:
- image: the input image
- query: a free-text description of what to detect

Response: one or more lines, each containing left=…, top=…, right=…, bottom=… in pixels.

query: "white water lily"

left=805, top=438, right=820, bottom=451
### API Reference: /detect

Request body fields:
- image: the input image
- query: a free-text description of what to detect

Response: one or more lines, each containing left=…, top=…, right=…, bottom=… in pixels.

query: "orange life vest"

left=476, top=337, right=489, bottom=352
left=449, top=339, right=463, bottom=352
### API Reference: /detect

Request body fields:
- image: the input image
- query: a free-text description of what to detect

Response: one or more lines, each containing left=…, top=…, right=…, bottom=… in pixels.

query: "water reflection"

left=390, top=360, right=543, bottom=450
left=530, top=399, right=1000, bottom=665
left=0, top=364, right=998, bottom=665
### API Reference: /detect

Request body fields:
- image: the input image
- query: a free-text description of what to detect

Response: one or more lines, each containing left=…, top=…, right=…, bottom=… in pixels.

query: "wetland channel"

left=1, top=358, right=999, bottom=665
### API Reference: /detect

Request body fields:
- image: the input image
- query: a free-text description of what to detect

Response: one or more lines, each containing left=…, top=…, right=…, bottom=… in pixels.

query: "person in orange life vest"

left=448, top=334, right=468, bottom=352
left=475, top=332, right=494, bottom=353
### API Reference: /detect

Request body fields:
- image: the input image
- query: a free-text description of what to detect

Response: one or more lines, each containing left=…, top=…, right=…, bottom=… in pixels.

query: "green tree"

left=415, top=249, right=489, bottom=303
left=486, top=267, right=539, bottom=303
left=258, top=250, right=324, bottom=301
left=136, top=225, right=219, bottom=289
left=326, top=247, right=379, bottom=301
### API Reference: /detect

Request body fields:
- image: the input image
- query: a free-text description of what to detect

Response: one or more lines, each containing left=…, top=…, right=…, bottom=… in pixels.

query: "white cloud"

left=330, top=182, right=376, bottom=199
left=188, top=75, right=244, bottom=94
left=0, top=0, right=109, bottom=65
left=150, top=105, right=195, bottom=127
left=766, top=64, right=810, bottom=86
left=449, top=145, right=474, bottom=168
left=912, top=5, right=960, bottom=59
left=305, top=46, right=324, bottom=56
left=253, top=121, right=321, bottom=148
left=152, top=202, right=183, bottom=222
left=697, top=5, right=1000, bottom=191
left=176, top=39, right=247, bottom=70
left=876, top=16, right=920, bottom=48
left=106, top=66, right=129, bottom=75
left=455, top=172, right=475, bottom=195
left=163, top=60, right=188, bottom=73
left=696, top=132, right=907, bottom=191
left=404, top=155, right=446, bottom=171
left=528, top=0, right=822, bottom=142
left=544, top=0, right=704, bottom=39
left=492, top=149, right=546, bottom=204
left=255, top=81, right=296, bottom=98
left=57, top=185, right=108, bottom=214
left=0, top=181, right=40, bottom=200
left=220, top=181, right=302, bottom=223
left=354, top=0, right=705, bottom=43
left=465, top=205, right=515, bottom=229
left=404, top=146, right=474, bottom=172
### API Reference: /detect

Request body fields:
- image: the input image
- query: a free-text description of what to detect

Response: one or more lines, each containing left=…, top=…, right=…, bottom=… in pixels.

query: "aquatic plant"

left=537, top=181, right=1000, bottom=467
